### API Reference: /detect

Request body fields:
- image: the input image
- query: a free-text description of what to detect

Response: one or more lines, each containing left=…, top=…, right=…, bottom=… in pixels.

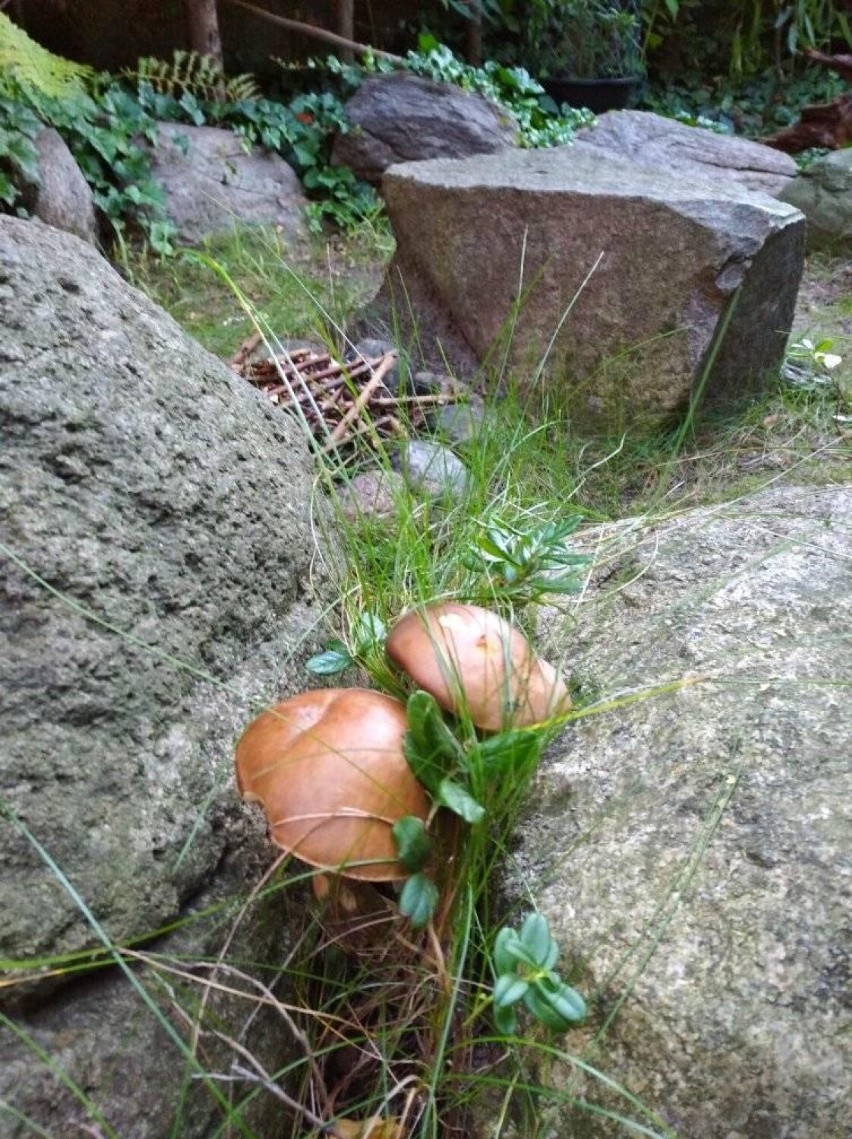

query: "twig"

left=324, top=354, right=397, bottom=448
left=371, top=393, right=448, bottom=407
left=211, top=1060, right=329, bottom=1131
left=228, top=330, right=262, bottom=369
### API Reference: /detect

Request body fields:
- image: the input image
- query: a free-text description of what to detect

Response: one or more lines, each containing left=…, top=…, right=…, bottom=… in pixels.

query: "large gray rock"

left=502, top=483, right=852, bottom=1138
left=0, top=216, right=330, bottom=1136
left=332, top=72, right=517, bottom=184
left=150, top=123, right=309, bottom=244
left=382, top=148, right=805, bottom=428
left=780, top=149, right=852, bottom=251
left=574, top=109, right=798, bottom=197
left=23, top=127, right=98, bottom=243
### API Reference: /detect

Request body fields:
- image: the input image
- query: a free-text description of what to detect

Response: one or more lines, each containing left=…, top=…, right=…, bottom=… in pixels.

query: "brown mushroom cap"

left=386, top=602, right=571, bottom=732
left=235, top=688, right=429, bottom=881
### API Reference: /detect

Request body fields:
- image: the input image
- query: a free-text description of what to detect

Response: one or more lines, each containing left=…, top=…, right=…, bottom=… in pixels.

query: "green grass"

left=122, top=221, right=393, bottom=360
left=5, top=224, right=849, bottom=1139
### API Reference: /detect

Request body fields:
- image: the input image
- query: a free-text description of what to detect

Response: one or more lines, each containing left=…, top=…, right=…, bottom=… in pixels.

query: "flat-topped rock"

left=382, top=147, right=805, bottom=429
left=500, top=481, right=852, bottom=1137
left=573, top=109, right=798, bottom=197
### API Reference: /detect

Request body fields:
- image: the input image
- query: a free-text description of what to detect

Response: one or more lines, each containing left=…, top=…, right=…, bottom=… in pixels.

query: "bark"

left=464, top=2, right=483, bottom=67
left=336, top=0, right=354, bottom=63
left=183, top=0, right=223, bottom=68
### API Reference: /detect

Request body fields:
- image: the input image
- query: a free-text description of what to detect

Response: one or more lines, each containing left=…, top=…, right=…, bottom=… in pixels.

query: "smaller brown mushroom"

left=235, top=688, right=429, bottom=881
left=386, top=602, right=570, bottom=732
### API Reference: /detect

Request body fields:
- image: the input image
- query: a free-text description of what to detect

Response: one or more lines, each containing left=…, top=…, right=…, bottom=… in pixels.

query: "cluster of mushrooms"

left=235, top=602, right=571, bottom=903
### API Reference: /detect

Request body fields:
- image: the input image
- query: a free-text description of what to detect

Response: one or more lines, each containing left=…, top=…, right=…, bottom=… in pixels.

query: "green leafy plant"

left=130, top=49, right=260, bottom=102
left=132, top=73, right=380, bottom=234
left=41, top=82, right=177, bottom=253
left=306, top=608, right=387, bottom=676
left=0, top=17, right=177, bottom=251
left=317, top=39, right=595, bottom=149
left=0, top=11, right=92, bottom=100
left=520, top=0, right=644, bottom=79
left=0, top=96, right=41, bottom=208
left=640, top=63, right=845, bottom=137
left=406, top=37, right=596, bottom=144
left=390, top=688, right=551, bottom=928
left=787, top=336, right=843, bottom=376
left=642, top=0, right=851, bottom=79
left=492, top=912, right=587, bottom=1034
left=463, top=514, right=590, bottom=607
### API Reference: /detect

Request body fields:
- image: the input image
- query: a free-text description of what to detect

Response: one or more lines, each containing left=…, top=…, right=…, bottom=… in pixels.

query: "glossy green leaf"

left=520, top=912, right=552, bottom=966
left=403, top=691, right=465, bottom=794
left=437, top=778, right=485, bottom=824
left=469, top=729, right=542, bottom=781
left=391, top=815, right=431, bottom=873
left=493, top=927, right=522, bottom=975
left=494, top=973, right=529, bottom=1009
left=543, top=981, right=587, bottom=1024
left=522, top=984, right=574, bottom=1032
left=398, top=873, right=439, bottom=930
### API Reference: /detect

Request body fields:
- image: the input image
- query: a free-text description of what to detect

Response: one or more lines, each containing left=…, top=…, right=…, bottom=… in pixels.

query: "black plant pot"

left=542, top=75, right=641, bottom=114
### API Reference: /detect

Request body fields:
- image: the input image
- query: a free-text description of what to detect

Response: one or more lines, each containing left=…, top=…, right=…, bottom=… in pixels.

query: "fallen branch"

left=225, top=0, right=404, bottom=63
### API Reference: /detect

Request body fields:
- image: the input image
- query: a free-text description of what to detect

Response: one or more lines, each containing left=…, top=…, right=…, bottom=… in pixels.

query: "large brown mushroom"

left=235, top=688, right=429, bottom=881
left=386, top=602, right=571, bottom=732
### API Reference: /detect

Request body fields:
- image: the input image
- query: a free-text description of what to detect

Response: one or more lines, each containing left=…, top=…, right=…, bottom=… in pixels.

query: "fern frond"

left=129, top=50, right=260, bottom=102
left=0, top=13, right=93, bottom=101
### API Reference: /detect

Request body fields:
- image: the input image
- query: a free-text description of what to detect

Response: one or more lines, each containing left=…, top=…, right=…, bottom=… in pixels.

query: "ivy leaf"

left=392, top=815, right=431, bottom=873
left=399, top=873, right=439, bottom=929
left=436, top=778, right=485, bottom=825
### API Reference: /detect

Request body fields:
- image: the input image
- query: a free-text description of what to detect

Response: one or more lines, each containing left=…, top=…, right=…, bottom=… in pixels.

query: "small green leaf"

left=522, top=984, right=574, bottom=1032
left=305, top=642, right=353, bottom=675
left=520, top=912, right=552, bottom=966
left=543, top=981, right=587, bottom=1024
left=493, top=1001, right=518, bottom=1036
left=392, top=815, right=431, bottom=873
left=403, top=690, right=465, bottom=794
left=469, top=730, right=542, bottom=781
left=437, top=778, right=485, bottom=824
left=407, top=691, right=465, bottom=762
left=493, top=927, right=522, bottom=975
left=399, top=873, right=439, bottom=929
left=352, top=610, right=386, bottom=655
left=494, top=973, right=529, bottom=1009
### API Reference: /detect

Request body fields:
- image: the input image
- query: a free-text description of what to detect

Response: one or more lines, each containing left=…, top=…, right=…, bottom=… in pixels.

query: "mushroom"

left=386, top=602, right=570, bottom=732
left=235, top=688, right=429, bottom=881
